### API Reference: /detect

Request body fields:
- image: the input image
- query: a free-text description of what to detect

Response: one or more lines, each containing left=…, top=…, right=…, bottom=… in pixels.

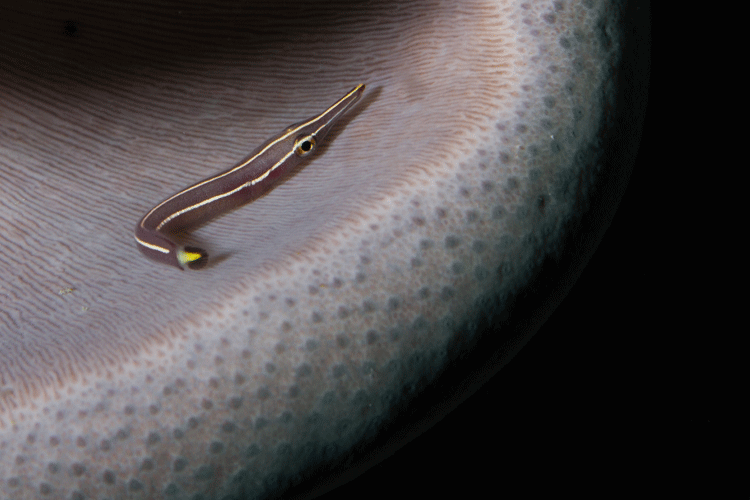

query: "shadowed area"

left=0, top=0, right=639, bottom=498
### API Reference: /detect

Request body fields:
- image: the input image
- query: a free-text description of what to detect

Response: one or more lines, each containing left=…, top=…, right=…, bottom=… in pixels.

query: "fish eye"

left=294, top=135, right=316, bottom=157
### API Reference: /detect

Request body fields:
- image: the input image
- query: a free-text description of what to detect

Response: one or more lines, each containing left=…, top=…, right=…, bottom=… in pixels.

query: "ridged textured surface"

left=1, top=0, right=624, bottom=498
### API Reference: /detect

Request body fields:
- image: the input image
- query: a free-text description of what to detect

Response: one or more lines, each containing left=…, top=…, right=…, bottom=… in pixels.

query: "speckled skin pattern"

left=0, top=0, right=622, bottom=498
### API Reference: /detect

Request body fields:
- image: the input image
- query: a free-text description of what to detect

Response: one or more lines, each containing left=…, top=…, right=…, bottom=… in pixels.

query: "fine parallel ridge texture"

left=0, top=0, right=645, bottom=498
